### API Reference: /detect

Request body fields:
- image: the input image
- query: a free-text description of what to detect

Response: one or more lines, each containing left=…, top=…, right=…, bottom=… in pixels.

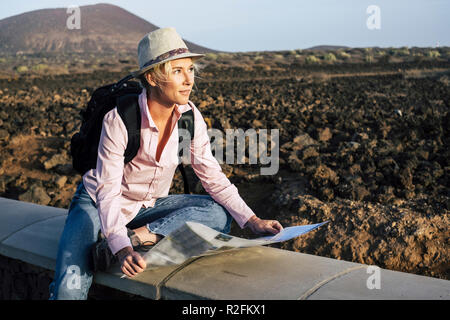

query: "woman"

left=49, top=27, right=283, bottom=300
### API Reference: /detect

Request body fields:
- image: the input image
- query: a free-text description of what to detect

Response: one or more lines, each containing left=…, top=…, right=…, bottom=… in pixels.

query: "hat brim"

left=131, top=52, right=205, bottom=78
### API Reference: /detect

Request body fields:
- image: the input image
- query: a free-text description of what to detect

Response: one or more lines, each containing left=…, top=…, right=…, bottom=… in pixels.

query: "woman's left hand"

left=245, top=215, right=283, bottom=235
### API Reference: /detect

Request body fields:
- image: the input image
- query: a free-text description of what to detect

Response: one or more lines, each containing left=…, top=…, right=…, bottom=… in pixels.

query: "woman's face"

left=147, top=57, right=195, bottom=107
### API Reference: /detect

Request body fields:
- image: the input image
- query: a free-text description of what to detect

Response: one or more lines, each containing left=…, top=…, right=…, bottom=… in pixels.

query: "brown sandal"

left=127, top=228, right=156, bottom=252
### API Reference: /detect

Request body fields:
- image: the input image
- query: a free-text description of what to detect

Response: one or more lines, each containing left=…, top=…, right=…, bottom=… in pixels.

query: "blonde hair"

left=138, top=58, right=199, bottom=93
left=138, top=61, right=172, bottom=92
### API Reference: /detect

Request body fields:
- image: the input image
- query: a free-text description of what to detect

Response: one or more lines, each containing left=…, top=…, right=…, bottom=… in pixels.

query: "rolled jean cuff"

left=146, top=224, right=168, bottom=237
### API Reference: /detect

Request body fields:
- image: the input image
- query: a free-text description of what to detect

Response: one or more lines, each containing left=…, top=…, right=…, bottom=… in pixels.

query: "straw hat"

left=132, top=27, right=204, bottom=78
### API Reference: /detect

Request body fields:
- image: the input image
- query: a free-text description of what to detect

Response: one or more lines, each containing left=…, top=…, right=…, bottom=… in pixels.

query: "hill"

left=0, top=3, right=214, bottom=54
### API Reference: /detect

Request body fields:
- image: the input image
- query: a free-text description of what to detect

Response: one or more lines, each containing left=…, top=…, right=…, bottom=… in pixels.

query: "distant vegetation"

left=305, top=55, right=320, bottom=64
left=0, top=46, right=448, bottom=78
left=323, top=53, right=337, bottom=62
left=427, top=50, right=440, bottom=58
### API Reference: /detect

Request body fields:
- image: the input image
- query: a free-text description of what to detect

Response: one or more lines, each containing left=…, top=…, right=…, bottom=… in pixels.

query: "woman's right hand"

left=245, top=215, right=283, bottom=235
left=116, top=246, right=147, bottom=277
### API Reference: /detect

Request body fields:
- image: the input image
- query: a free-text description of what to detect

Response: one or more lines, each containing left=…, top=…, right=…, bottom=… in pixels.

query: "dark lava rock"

left=18, top=183, right=51, bottom=206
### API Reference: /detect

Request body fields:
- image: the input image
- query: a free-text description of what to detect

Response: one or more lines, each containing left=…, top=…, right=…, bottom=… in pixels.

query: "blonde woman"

left=49, top=27, right=283, bottom=300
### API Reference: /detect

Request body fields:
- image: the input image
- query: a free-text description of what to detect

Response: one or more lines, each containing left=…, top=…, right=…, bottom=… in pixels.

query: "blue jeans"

left=49, top=182, right=232, bottom=300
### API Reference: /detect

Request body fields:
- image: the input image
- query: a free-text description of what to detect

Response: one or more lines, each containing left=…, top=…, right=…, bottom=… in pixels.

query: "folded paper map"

left=139, top=221, right=329, bottom=270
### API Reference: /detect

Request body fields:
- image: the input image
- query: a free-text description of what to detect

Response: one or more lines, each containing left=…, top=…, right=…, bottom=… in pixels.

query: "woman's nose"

left=183, top=70, right=193, bottom=84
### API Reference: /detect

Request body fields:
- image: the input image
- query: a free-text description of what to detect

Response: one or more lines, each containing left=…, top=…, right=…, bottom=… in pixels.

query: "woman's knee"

left=207, top=199, right=233, bottom=233
left=65, top=188, right=99, bottom=233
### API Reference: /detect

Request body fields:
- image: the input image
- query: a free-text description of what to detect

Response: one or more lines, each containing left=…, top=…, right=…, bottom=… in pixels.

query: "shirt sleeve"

left=189, top=103, right=256, bottom=229
left=95, top=108, right=132, bottom=255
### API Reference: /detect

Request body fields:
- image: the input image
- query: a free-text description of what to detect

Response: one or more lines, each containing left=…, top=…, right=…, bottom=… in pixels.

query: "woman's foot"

left=128, top=226, right=162, bottom=251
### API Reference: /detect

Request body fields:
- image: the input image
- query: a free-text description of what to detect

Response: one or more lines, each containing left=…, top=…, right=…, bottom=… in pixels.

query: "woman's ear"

left=145, top=72, right=157, bottom=87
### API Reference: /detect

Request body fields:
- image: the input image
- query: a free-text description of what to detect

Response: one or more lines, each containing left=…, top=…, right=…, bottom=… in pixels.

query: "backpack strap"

left=116, top=94, right=141, bottom=164
left=177, top=103, right=195, bottom=194
left=177, top=109, right=195, bottom=142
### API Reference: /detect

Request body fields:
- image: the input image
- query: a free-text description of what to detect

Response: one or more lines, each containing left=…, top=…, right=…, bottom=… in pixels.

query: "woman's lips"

left=179, top=89, right=191, bottom=95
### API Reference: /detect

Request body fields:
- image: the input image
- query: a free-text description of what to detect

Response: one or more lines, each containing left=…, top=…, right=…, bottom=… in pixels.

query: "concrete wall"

left=0, top=254, right=144, bottom=300
left=0, top=196, right=449, bottom=300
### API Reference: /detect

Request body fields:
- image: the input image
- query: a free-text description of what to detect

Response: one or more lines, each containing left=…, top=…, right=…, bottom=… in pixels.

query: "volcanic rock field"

left=0, top=48, right=449, bottom=280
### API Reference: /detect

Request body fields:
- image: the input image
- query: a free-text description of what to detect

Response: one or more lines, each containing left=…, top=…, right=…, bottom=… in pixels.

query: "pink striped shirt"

left=82, top=89, right=255, bottom=254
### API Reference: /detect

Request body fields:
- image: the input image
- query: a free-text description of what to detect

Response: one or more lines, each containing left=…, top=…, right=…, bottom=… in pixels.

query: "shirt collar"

left=139, top=89, right=192, bottom=129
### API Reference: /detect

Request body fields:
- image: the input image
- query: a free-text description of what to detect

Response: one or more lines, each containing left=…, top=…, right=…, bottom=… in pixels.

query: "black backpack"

left=70, top=74, right=195, bottom=194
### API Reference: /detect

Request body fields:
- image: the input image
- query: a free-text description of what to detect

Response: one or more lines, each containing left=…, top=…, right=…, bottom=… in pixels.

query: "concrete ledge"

left=0, top=196, right=449, bottom=300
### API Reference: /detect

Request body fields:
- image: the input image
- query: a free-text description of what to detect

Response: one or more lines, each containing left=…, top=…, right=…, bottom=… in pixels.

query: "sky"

left=0, top=0, right=448, bottom=52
